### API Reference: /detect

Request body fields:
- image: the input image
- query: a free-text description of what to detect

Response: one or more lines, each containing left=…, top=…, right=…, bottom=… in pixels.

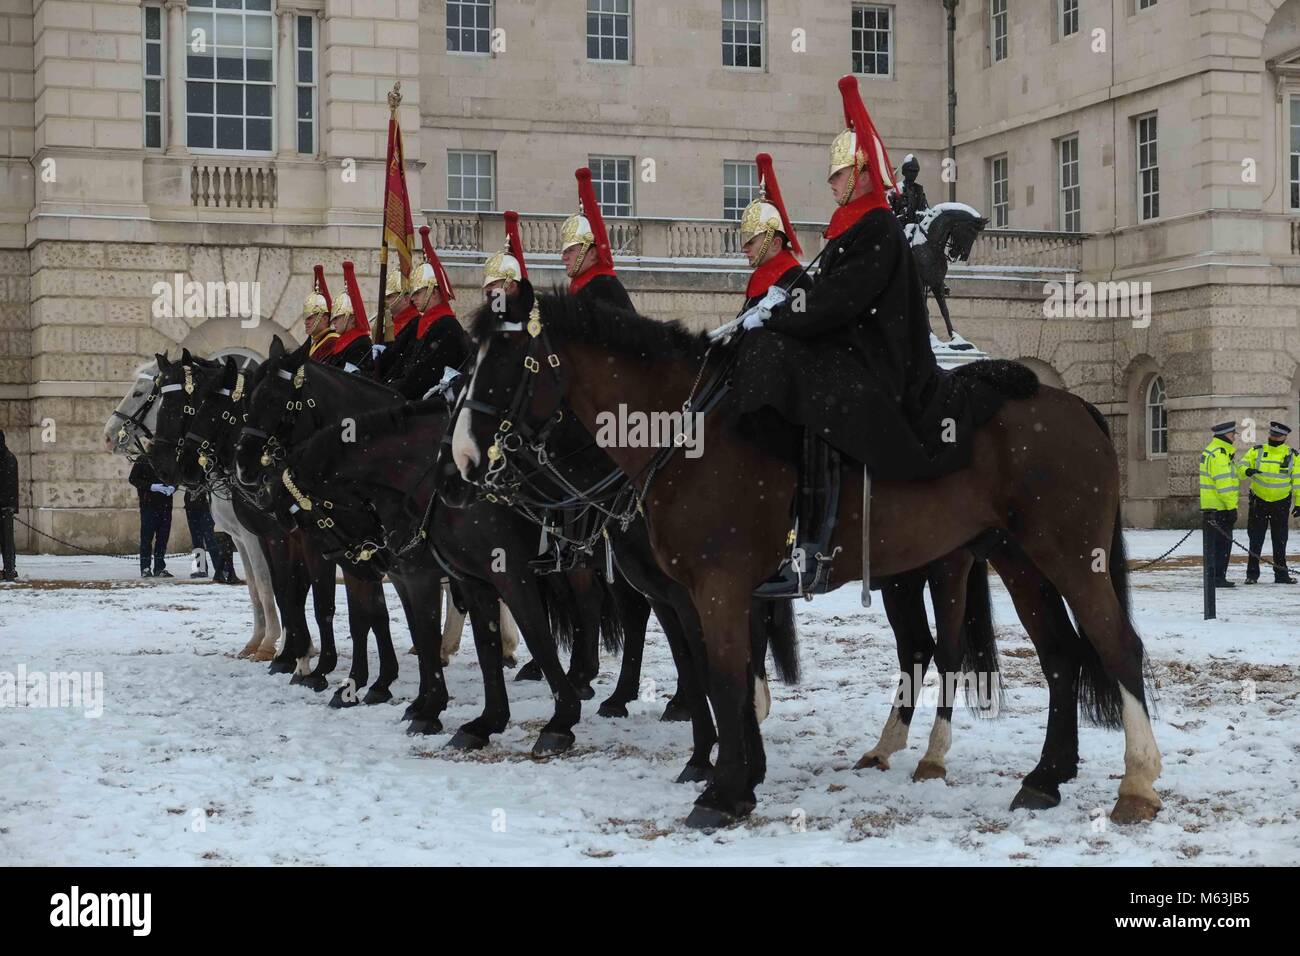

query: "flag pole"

left=374, top=81, right=402, bottom=345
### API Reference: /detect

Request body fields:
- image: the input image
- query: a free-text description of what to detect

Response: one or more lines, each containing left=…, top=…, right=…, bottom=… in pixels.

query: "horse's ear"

left=290, top=338, right=311, bottom=363
left=269, top=335, right=284, bottom=359
left=180, top=348, right=192, bottom=364
left=222, top=355, right=238, bottom=384
left=513, top=279, right=535, bottom=323
left=155, top=352, right=169, bottom=372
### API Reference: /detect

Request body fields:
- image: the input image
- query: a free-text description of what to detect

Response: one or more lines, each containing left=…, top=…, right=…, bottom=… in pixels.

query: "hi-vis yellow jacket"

left=1199, top=437, right=1239, bottom=510
left=1237, top=442, right=1300, bottom=505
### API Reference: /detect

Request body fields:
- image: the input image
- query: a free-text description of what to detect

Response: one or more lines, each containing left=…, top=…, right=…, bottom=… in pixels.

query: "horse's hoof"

left=676, top=764, right=713, bottom=785
left=327, top=687, right=360, bottom=709
left=407, top=645, right=418, bottom=656
left=597, top=700, right=629, bottom=719
left=503, top=656, right=517, bottom=669
left=236, top=646, right=256, bottom=659
left=251, top=648, right=276, bottom=663
left=1010, top=783, right=1060, bottom=811
left=684, top=805, right=737, bottom=830
left=515, top=660, right=544, bottom=682
left=572, top=683, right=595, bottom=701
left=660, top=699, right=691, bottom=722
left=912, top=760, right=947, bottom=783
left=446, top=729, right=489, bottom=751
left=288, top=672, right=309, bottom=686
left=363, top=687, right=393, bottom=706
left=406, top=717, right=443, bottom=736
left=853, top=753, right=890, bottom=771
left=531, top=731, right=574, bottom=756
left=268, top=659, right=294, bottom=675
left=1110, top=793, right=1161, bottom=824
left=300, top=674, right=329, bottom=693
left=400, top=701, right=421, bottom=721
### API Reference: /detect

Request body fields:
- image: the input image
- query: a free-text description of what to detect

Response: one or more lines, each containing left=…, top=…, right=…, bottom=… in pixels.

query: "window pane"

left=298, top=121, right=313, bottom=155
left=246, top=118, right=271, bottom=151
left=297, top=86, right=312, bottom=120
left=145, top=78, right=161, bottom=113
left=187, top=81, right=214, bottom=113
left=188, top=115, right=213, bottom=148
left=146, top=44, right=161, bottom=76
left=246, top=84, right=271, bottom=117
left=145, top=7, right=161, bottom=39
left=145, top=114, right=161, bottom=148
left=216, top=115, right=243, bottom=149
left=215, top=14, right=242, bottom=46
left=298, top=49, right=312, bottom=84
left=216, top=48, right=243, bottom=79
left=246, top=48, right=271, bottom=82
left=298, top=15, right=312, bottom=45
left=216, top=82, right=242, bottom=114
left=246, top=16, right=271, bottom=48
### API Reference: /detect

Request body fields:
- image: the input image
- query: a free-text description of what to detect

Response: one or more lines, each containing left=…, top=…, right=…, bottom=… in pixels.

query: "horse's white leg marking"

left=499, top=601, right=519, bottom=659
left=913, top=715, right=952, bottom=781
left=451, top=342, right=487, bottom=477
left=440, top=582, right=465, bottom=665
left=855, top=706, right=911, bottom=771
left=753, top=676, right=771, bottom=723
left=1114, top=684, right=1162, bottom=818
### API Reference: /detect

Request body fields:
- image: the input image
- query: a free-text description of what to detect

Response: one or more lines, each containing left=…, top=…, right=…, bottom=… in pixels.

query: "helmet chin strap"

left=568, top=244, right=591, bottom=278
left=836, top=165, right=861, bottom=207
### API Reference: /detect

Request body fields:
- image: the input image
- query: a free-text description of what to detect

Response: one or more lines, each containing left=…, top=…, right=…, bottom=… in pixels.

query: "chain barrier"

left=12, top=514, right=192, bottom=562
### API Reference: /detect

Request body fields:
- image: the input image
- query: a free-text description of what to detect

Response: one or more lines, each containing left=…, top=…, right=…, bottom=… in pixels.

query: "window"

left=1060, top=0, right=1078, bottom=37
left=1137, top=113, right=1159, bottom=221
left=587, top=0, right=631, bottom=62
left=722, top=0, right=764, bottom=69
left=448, top=0, right=492, bottom=55
left=588, top=156, right=633, bottom=217
left=143, top=5, right=164, bottom=149
left=447, top=150, right=495, bottom=211
left=1137, top=0, right=1157, bottom=9
left=852, top=5, right=892, bottom=76
left=989, top=155, right=1009, bottom=228
left=723, top=161, right=759, bottom=220
left=1058, top=135, right=1080, bottom=233
left=295, top=15, right=315, bottom=155
left=1289, top=97, right=1300, bottom=210
left=990, top=0, right=1008, bottom=62
left=1145, top=376, right=1167, bottom=457
left=185, top=0, right=274, bottom=153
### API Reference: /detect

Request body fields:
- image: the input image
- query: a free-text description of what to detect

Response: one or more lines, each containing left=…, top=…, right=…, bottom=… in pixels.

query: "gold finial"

left=387, top=81, right=401, bottom=112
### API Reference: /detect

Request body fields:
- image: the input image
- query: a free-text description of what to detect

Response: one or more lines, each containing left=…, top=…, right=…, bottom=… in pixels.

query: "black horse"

left=148, top=350, right=395, bottom=700
left=909, top=203, right=988, bottom=346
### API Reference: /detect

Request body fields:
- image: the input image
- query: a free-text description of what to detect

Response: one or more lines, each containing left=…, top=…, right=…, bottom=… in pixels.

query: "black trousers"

left=184, top=505, right=231, bottom=576
left=139, top=501, right=173, bottom=572
left=1202, top=508, right=1236, bottom=581
left=1246, top=495, right=1291, bottom=581
left=1, top=509, right=15, bottom=573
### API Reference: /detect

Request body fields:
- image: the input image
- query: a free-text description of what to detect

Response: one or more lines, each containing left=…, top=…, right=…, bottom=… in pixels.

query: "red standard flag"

left=381, top=108, right=415, bottom=282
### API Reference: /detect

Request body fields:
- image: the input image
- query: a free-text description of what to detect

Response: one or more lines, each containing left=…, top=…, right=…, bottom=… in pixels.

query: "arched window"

left=1146, top=375, right=1167, bottom=457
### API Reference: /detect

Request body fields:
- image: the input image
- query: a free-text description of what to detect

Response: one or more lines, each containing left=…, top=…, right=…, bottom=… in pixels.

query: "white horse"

left=104, top=361, right=518, bottom=666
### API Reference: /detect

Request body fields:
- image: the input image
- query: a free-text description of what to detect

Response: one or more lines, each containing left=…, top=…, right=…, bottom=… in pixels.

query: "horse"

left=453, top=285, right=1159, bottom=828
left=909, top=203, right=988, bottom=346
left=103, top=361, right=283, bottom=661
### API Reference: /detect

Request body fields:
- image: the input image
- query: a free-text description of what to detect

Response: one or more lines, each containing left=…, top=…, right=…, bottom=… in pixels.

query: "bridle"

left=179, top=368, right=249, bottom=497
left=237, top=362, right=319, bottom=483
left=147, top=364, right=202, bottom=468
left=109, top=372, right=163, bottom=461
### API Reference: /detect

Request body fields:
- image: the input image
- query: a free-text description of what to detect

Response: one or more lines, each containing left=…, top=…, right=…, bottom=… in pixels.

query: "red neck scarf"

left=570, top=263, right=618, bottom=295
left=391, top=302, right=421, bottom=337
left=825, top=189, right=889, bottom=240
left=745, top=249, right=802, bottom=301
left=417, top=302, right=456, bottom=339
left=308, top=330, right=340, bottom=361
left=330, top=323, right=369, bottom=358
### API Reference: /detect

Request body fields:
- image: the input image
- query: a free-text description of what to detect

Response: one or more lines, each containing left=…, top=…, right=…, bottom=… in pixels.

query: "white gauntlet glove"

left=371, top=344, right=386, bottom=359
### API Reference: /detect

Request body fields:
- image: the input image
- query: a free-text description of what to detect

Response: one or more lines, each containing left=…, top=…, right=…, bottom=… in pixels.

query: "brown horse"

left=452, top=286, right=1160, bottom=829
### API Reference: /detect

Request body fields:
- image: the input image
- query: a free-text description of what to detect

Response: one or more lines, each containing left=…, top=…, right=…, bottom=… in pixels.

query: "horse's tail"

left=959, top=561, right=1004, bottom=717
left=598, top=573, right=626, bottom=655
left=538, top=573, right=579, bottom=654
left=750, top=598, right=800, bottom=684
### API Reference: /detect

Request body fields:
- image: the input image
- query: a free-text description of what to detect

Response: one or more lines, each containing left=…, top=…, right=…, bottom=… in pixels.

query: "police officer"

left=1238, top=421, right=1300, bottom=584
left=1199, top=421, right=1240, bottom=588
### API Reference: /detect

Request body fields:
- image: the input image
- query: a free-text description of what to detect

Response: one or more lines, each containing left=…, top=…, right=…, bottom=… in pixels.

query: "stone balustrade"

left=190, top=163, right=279, bottom=210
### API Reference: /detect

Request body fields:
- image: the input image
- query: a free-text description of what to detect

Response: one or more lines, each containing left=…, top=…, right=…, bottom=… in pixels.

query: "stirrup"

left=752, top=541, right=840, bottom=599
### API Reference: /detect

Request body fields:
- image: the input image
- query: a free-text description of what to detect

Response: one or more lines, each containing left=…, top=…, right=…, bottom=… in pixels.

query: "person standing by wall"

left=0, top=430, right=18, bottom=582
left=184, top=486, right=233, bottom=581
left=128, top=457, right=175, bottom=578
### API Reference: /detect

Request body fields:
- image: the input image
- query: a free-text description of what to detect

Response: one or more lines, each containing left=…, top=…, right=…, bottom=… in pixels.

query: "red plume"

left=419, top=224, right=455, bottom=302
left=503, top=210, right=528, bottom=280
left=313, top=264, right=332, bottom=312
left=755, top=153, right=801, bottom=258
left=340, top=259, right=370, bottom=334
left=575, top=167, right=614, bottom=269
left=837, top=75, right=896, bottom=204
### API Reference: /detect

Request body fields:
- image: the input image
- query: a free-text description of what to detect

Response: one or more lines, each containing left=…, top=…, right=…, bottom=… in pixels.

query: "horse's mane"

left=293, top=401, right=446, bottom=476
left=305, top=356, right=403, bottom=399
left=470, top=285, right=710, bottom=361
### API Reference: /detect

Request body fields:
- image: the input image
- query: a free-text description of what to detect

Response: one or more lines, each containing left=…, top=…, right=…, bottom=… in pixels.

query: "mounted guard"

left=732, top=75, right=1013, bottom=598
left=483, top=209, right=528, bottom=300
left=318, top=260, right=374, bottom=371
left=562, top=167, right=634, bottom=311
left=305, top=265, right=339, bottom=361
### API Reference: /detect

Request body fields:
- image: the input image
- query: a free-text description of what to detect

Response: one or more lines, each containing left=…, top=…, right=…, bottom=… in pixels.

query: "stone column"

left=276, top=4, right=297, bottom=157
left=164, top=0, right=188, bottom=156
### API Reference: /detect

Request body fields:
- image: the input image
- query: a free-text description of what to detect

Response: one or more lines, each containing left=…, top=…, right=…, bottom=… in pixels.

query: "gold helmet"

left=385, top=267, right=408, bottom=298
left=828, top=128, right=860, bottom=180
left=305, top=265, right=331, bottom=317
left=740, top=195, right=783, bottom=249
left=481, top=249, right=522, bottom=288
left=409, top=261, right=438, bottom=294
left=739, top=154, right=802, bottom=259
left=560, top=211, right=593, bottom=255
left=330, top=290, right=353, bottom=319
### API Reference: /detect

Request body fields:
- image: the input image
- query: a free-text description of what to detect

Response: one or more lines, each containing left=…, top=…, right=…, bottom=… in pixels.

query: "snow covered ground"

left=1, top=530, right=1296, bottom=866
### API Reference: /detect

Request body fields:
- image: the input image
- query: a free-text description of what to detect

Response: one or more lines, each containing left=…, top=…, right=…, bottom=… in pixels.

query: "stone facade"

left=2, top=0, right=1300, bottom=549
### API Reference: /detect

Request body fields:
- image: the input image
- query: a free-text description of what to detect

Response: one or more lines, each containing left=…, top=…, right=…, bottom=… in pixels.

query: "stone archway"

left=177, top=317, right=300, bottom=360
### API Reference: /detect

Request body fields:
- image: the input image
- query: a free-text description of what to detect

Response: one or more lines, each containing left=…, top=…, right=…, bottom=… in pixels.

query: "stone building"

left=0, top=0, right=1298, bottom=550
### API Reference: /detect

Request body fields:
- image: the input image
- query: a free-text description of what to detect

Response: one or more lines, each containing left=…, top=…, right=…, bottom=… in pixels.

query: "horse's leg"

left=855, top=570, right=934, bottom=770
left=359, top=579, right=397, bottom=704
left=439, top=581, right=462, bottom=665
left=499, top=601, right=520, bottom=667
left=913, top=551, right=977, bottom=783
left=246, top=538, right=283, bottom=661
left=685, top=573, right=756, bottom=828
left=935, top=287, right=957, bottom=338
left=597, top=573, right=649, bottom=718
left=296, top=554, right=338, bottom=692
left=268, top=539, right=312, bottom=678
left=565, top=571, right=602, bottom=700
left=1019, top=521, right=1161, bottom=823
left=511, top=573, right=583, bottom=754
left=991, top=545, right=1081, bottom=810
left=394, top=571, right=450, bottom=735
left=446, top=577, right=512, bottom=749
